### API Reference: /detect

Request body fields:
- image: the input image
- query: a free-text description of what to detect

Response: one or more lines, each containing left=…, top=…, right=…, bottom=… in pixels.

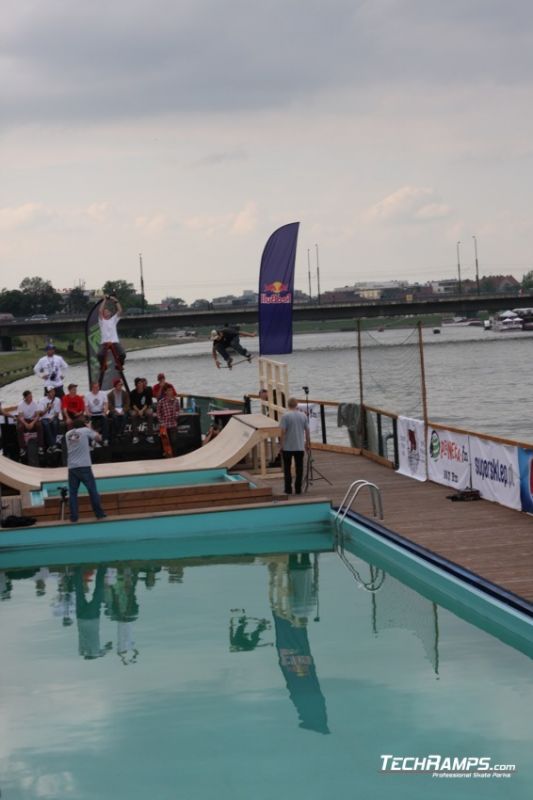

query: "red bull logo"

left=261, top=279, right=291, bottom=304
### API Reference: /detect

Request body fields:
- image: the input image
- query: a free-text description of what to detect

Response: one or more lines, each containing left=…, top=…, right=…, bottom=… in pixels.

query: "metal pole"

left=307, top=248, right=312, bottom=302
left=315, top=243, right=321, bottom=305
left=456, top=241, right=462, bottom=294
left=417, top=321, right=429, bottom=426
left=473, top=235, right=480, bottom=296
left=139, top=252, right=145, bottom=314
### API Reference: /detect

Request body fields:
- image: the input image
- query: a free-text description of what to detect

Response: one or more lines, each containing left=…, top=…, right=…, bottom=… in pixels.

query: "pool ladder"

left=334, top=480, right=386, bottom=593
left=334, top=480, right=383, bottom=530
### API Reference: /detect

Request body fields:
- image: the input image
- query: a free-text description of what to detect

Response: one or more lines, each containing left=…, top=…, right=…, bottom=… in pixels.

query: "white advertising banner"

left=469, top=436, right=521, bottom=510
left=397, top=416, right=427, bottom=481
left=427, top=427, right=471, bottom=489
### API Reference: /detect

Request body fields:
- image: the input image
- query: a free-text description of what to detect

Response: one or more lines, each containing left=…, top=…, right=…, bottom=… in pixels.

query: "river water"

left=2, top=326, right=532, bottom=444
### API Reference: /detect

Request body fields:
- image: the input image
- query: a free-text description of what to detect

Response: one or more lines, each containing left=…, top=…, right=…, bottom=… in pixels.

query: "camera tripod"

left=301, top=386, right=331, bottom=493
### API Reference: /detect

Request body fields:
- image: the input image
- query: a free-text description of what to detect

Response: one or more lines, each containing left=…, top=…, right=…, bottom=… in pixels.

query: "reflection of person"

left=230, top=614, right=270, bottom=651
left=74, top=566, right=112, bottom=659
left=107, top=567, right=140, bottom=665
left=280, top=398, right=310, bottom=495
left=17, top=390, right=44, bottom=457
left=65, top=419, right=106, bottom=523
left=211, top=326, right=255, bottom=369
left=288, top=554, right=316, bottom=619
left=98, top=295, right=125, bottom=367
left=34, top=343, right=68, bottom=397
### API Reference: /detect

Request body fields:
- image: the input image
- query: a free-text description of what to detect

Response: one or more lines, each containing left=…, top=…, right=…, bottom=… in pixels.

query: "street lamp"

left=456, top=241, right=462, bottom=294
left=473, top=235, right=480, bottom=296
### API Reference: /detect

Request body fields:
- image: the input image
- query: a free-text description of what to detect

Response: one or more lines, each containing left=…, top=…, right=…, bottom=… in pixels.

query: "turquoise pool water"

left=1, top=529, right=531, bottom=799
left=39, top=468, right=245, bottom=499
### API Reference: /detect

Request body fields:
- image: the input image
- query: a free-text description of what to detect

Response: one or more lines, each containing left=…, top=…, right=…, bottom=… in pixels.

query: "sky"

left=2, top=0, right=533, bottom=303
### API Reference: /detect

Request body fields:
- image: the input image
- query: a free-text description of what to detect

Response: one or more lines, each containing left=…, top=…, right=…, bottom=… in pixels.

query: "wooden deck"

left=262, top=449, right=533, bottom=607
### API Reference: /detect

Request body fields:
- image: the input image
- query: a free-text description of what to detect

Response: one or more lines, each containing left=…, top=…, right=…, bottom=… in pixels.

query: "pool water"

left=1, top=541, right=531, bottom=799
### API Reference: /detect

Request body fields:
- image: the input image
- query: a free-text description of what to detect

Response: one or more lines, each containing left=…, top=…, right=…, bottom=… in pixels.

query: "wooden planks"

left=266, top=449, right=533, bottom=605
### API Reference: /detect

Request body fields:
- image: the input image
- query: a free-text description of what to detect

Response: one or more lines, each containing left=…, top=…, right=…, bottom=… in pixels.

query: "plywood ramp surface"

left=0, top=414, right=280, bottom=493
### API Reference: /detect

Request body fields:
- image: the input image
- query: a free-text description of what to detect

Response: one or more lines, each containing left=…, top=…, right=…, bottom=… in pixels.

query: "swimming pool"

left=1, top=510, right=531, bottom=799
left=37, top=467, right=246, bottom=500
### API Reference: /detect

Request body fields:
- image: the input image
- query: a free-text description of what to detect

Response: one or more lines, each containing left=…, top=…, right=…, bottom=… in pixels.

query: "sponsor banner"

left=469, top=436, right=520, bottom=510
left=518, top=448, right=533, bottom=512
left=397, top=416, right=426, bottom=481
left=427, top=428, right=470, bottom=489
left=258, top=221, right=299, bottom=355
left=84, top=300, right=102, bottom=389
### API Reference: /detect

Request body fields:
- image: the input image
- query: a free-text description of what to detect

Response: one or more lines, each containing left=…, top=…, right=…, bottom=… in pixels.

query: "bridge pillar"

left=0, top=336, right=13, bottom=352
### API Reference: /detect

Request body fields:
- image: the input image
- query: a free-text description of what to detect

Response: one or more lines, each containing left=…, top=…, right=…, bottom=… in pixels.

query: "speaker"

left=174, top=413, right=202, bottom=455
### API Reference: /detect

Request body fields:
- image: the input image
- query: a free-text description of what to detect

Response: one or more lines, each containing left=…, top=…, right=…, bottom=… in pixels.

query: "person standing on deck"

left=157, top=384, right=181, bottom=456
left=98, top=295, right=125, bottom=369
left=65, top=419, right=106, bottom=523
left=279, top=397, right=310, bottom=495
left=34, top=343, right=68, bottom=398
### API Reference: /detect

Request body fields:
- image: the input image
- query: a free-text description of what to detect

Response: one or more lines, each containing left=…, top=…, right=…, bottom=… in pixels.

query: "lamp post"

left=456, top=241, right=462, bottom=294
left=315, top=243, right=321, bottom=305
left=473, top=235, right=480, bottom=295
left=307, top=248, right=313, bottom=303
left=139, top=252, right=145, bottom=314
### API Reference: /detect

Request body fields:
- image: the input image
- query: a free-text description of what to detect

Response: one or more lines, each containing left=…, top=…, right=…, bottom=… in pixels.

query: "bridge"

left=1, top=292, right=532, bottom=350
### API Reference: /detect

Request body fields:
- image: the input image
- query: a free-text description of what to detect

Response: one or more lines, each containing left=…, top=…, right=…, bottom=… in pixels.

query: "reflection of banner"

left=518, top=448, right=533, bottom=512
left=85, top=300, right=102, bottom=389
left=297, top=403, right=320, bottom=438
left=396, top=416, right=426, bottom=481
left=427, top=427, right=470, bottom=489
left=258, top=222, right=299, bottom=355
left=273, top=612, right=330, bottom=735
left=470, top=436, right=520, bottom=510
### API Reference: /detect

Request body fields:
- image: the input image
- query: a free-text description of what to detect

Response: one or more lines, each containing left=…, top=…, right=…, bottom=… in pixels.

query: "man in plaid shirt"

left=157, top=384, right=180, bottom=455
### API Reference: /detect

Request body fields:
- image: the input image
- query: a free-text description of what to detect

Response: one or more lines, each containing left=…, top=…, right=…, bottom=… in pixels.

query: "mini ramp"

left=0, top=414, right=280, bottom=494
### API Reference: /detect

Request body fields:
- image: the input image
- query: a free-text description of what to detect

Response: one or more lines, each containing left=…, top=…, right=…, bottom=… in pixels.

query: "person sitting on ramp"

left=211, top=325, right=255, bottom=369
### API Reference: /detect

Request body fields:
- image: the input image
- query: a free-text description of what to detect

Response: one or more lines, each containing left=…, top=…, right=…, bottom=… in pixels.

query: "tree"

left=190, top=298, right=211, bottom=310
left=102, top=280, right=138, bottom=307
left=522, top=271, right=533, bottom=291
left=19, top=276, right=62, bottom=314
left=66, top=286, right=91, bottom=314
left=162, top=296, right=187, bottom=311
left=0, top=289, right=25, bottom=317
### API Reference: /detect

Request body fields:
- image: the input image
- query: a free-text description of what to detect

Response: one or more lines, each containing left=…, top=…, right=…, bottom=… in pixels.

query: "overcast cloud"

left=1, top=0, right=533, bottom=300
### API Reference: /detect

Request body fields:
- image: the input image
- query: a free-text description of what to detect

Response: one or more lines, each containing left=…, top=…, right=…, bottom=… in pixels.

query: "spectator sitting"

left=107, top=377, right=130, bottom=440
left=61, top=383, right=85, bottom=430
left=153, top=372, right=178, bottom=400
left=202, top=419, right=222, bottom=445
left=17, top=389, right=44, bottom=458
left=37, top=385, right=62, bottom=451
left=157, top=383, right=180, bottom=455
left=85, top=380, right=110, bottom=445
left=129, top=377, right=155, bottom=444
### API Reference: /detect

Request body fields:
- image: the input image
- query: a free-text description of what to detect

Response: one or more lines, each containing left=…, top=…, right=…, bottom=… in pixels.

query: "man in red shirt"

left=157, top=384, right=180, bottom=456
left=153, top=373, right=178, bottom=400
left=61, top=383, right=86, bottom=429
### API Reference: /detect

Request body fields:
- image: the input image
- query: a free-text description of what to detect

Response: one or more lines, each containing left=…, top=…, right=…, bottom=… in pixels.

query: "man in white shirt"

left=34, top=343, right=68, bottom=397
left=37, top=385, right=62, bottom=450
left=17, top=389, right=44, bottom=457
left=98, top=295, right=126, bottom=370
left=85, top=380, right=110, bottom=444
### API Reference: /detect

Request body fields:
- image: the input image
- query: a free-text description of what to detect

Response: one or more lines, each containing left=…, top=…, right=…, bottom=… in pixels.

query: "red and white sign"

left=427, top=428, right=471, bottom=489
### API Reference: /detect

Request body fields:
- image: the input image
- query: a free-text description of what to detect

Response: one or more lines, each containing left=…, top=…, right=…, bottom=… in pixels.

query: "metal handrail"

left=334, top=480, right=384, bottom=528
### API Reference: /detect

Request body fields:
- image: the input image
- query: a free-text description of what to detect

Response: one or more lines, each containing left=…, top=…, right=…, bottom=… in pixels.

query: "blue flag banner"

left=258, top=221, right=300, bottom=355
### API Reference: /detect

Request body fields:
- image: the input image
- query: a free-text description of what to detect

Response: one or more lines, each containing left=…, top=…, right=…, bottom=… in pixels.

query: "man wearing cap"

left=37, top=385, right=62, bottom=450
left=17, top=389, right=44, bottom=458
left=211, top=325, right=255, bottom=369
left=107, top=377, right=130, bottom=439
left=61, top=383, right=85, bottom=429
left=153, top=372, right=177, bottom=400
left=34, top=344, right=68, bottom=398
left=65, top=419, right=106, bottom=523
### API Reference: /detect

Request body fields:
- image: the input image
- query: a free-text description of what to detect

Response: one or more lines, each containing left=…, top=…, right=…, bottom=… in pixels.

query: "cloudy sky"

left=2, top=0, right=533, bottom=302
